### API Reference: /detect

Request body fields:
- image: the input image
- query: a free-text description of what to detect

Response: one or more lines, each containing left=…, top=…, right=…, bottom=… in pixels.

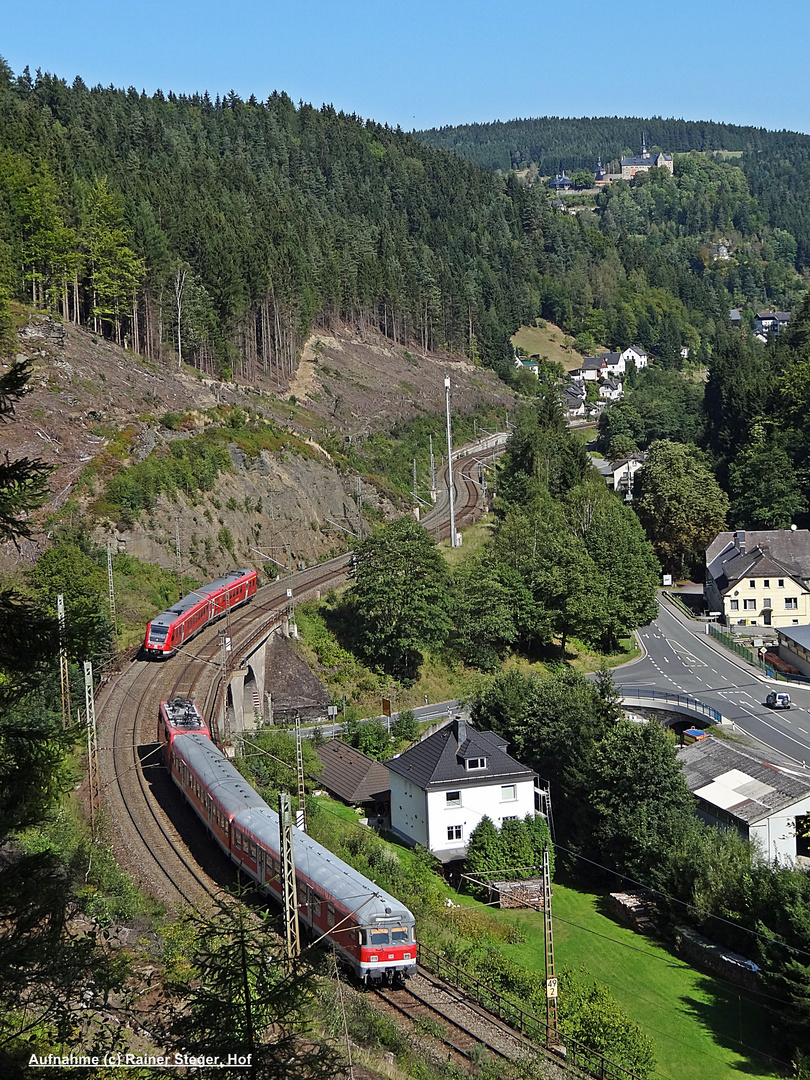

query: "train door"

left=256, top=845, right=265, bottom=885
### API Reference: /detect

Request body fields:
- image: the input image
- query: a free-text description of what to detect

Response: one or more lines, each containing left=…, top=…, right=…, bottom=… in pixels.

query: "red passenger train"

left=158, top=698, right=417, bottom=983
left=144, top=568, right=258, bottom=657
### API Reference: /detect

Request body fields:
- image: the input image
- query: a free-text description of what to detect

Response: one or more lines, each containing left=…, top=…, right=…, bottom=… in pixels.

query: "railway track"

left=371, top=967, right=540, bottom=1068
left=97, top=441, right=499, bottom=907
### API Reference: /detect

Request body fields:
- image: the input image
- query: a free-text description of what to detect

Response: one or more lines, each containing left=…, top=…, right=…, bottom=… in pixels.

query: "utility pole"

left=219, top=628, right=231, bottom=745
left=84, top=661, right=100, bottom=837
left=286, top=542, right=296, bottom=630
left=294, top=713, right=307, bottom=832
left=542, top=842, right=560, bottom=1046
left=444, top=375, right=457, bottom=547
left=412, top=457, right=418, bottom=505
left=278, top=792, right=301, bottom=964
left=429, top=434, right=437, bottom=502
left=57, top=593, right=70, bottom=729
left=356, top=477, right=363, bottom=540
left=175, top=516, right=182, bottom=599
left=106, top=542, right=117, bottom=643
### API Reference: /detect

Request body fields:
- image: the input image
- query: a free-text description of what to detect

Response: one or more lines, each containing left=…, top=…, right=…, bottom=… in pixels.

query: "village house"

left=386, top=719, right=539, bottom=864
left=620, top=344, right=649, bottom=370
left=705, top=529, right=810, bottom=628
left=679, top=736, right=810, bottom=866
left=610, top=453, right=646, bottom=497
left=599, top=378, right=624, bottom=402
left=563, top=385, right=587, bottom=417
left=730, top=309, right=742, bottom=329
left=755, top=312, right=791, bottom=336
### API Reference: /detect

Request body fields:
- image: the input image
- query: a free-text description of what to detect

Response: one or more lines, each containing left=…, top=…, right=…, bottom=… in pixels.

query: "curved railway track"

left=371, top=967, right=539, bottom=1068
left=97, top=439, right=503, bottom=908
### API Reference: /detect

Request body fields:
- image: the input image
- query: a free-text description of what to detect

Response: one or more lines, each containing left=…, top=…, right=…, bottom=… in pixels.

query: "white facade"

left=620, top=345, right=648, bottom=370
left=599, top=379, right=623, bottom=401
left=389, top=770, right=537, bottom=858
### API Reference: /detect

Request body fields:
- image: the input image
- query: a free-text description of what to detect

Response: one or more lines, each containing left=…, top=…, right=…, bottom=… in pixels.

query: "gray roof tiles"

left=706, top=530, right=810, bottom=590
left=315, top=740, right=391, bottom=804
left=386, top=720, right=532, bottom=789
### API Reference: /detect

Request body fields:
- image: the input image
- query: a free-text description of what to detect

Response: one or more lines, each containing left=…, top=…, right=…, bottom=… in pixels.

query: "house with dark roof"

left=386, top=719, right=539, bottom=863
left=679, top=736, right=810, bottom=865
left=549, top=172, right=572, bottom=191
left=620, top=344, right=648, bottom=370
left=563, top=387, right=586, bottom=418
left=755, top=311, right=791, bottom=336
left=599, top=378, right=623, bottom=401
left=705, top=529, right=810, bottom=628
left=314, top=739, right=391, bottom=817
left=730, top=308, right=742, bottom=329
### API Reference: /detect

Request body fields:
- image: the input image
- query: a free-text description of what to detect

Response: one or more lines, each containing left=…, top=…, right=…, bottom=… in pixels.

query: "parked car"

left=766, top=691, right=792, bottom=709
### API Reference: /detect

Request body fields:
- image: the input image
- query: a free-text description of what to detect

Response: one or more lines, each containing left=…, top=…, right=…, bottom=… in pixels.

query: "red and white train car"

left=158, top=700, right=417, bottom=982
left=144, top=568, right=258, bottom=658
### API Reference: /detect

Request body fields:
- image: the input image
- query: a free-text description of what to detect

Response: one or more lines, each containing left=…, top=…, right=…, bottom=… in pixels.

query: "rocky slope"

left=2, top=312, right=513, bottom=582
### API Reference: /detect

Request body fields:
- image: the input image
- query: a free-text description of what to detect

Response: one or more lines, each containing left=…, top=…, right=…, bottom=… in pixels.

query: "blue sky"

left=4, top=0, right=810, bottom=134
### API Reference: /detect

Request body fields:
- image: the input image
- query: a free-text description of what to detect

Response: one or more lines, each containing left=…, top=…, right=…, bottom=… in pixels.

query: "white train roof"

left=173, top=733, right=266, bottom=818
left=235, top=805, right=414, bottom=926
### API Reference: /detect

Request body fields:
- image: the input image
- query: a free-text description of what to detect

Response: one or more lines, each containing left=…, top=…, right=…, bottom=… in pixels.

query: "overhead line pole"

left=444, top=375, right=457, bottom=547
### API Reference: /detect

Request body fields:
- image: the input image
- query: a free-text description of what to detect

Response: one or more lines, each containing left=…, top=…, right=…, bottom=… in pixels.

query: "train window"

left=370, top=928, right=390, bottom=946
left=312, top=895, right=322, bottom=918
left=250, top=844, right=257, bottom=859
left=327, top=903, right=336, bottom=927
left=391, top=926, right=410, bottom=943
left=235, top=833, right=242, bottom=849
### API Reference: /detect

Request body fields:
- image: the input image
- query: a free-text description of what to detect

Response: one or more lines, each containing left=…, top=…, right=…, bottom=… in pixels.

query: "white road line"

left=710, top=668, right=718, bottom=674
left=800, top=727, right=808, bottom=734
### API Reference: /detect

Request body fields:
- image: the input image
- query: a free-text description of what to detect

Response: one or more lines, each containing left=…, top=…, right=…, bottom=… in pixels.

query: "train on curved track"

left=144, top=568, right=258, bottom=657
left=158, top=697, right=418, bottom=983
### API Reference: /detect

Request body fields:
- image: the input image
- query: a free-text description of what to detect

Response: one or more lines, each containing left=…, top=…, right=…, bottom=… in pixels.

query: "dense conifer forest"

left=417, top=114, right=810, bottom=269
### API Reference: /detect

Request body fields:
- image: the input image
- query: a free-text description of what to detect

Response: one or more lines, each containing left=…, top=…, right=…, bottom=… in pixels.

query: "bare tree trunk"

left=174, top=267, right=186, bottom=368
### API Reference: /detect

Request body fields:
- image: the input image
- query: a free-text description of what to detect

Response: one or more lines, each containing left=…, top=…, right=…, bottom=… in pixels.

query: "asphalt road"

left=614, top=598, right=810, bottom=767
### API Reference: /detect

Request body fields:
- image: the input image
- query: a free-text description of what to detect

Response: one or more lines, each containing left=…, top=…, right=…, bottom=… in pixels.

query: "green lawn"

left=491, top=883, right=780, bottom=1080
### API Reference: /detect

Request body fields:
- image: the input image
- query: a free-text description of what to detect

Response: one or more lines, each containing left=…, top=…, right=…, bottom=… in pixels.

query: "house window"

left=778, top=579, right=785, bottom=588
left=749, top=580, right=756, bottom=588
left=764, top=598, right=772, bottom=609
left=743, top=599, right=756, bottom=610
left=763, top=580, right=770, bottom=589
left=466, top=757, right=487, bottom=771
left=501, top=784, right=517, bottom=801
left=786, top=598, right=799, bottom=610
left=729, top=600, right=739, bottom=611
left=446, top=791, right=461, bottom=806
left=447, top=825, right=462, bottom=841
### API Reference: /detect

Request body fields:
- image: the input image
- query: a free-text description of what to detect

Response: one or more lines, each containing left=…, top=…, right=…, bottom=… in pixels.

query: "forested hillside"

left=4, top=62, right=809, bottom=395
left=417, top=115, right=810, bottom=269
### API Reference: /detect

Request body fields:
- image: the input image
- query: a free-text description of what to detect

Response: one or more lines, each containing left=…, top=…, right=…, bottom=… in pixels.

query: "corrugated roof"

left=679, top=737, right=810, bottom=823
left=386, top=720, right=533, bottom=789
left=315, top=740, right=391, bottom=804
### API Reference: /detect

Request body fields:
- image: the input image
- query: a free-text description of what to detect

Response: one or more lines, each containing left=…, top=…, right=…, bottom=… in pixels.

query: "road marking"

left=663, top=656, right=669, bottom=663
left=710, top=668, right=718, bottom=674
left=800, top=727, right=808, bottom=734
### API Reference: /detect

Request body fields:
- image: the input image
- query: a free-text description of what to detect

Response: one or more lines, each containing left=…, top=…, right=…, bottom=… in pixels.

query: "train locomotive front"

left=144, top=568, right=257, bottom=657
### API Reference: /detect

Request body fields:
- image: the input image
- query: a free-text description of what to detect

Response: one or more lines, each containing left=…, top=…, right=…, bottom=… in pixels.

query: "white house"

left=620, top=345, right=648, bottom=370
left=386, top=719, right=539, bottom=864
left=599, top=378, right=623, bottom=401
left=679, top=736, right=810, bottom=866
left=755, top=312, right=791, bottom=337
left=563, top=387, right=586, bottom=417
left=610, top=453, right=645, bottom=495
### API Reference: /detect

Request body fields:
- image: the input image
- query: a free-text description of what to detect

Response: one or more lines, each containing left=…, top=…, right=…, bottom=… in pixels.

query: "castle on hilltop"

left=620, top=136, right=674, bottom=179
